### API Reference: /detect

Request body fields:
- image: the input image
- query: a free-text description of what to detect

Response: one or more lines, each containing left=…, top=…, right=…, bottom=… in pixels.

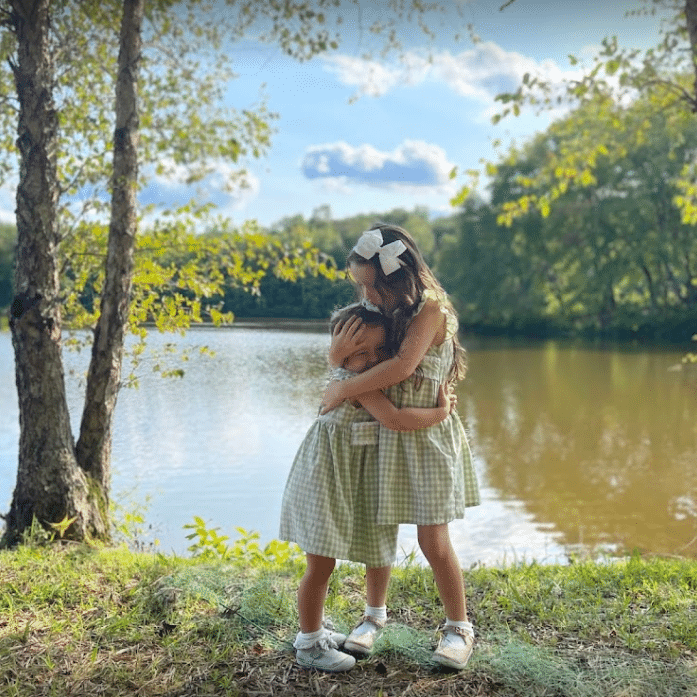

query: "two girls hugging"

left=279, top=224, right=480, bottom=672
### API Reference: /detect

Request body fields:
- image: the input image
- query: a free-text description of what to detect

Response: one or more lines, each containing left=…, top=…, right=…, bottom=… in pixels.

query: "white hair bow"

left=353, top=230, right=406, bottom=275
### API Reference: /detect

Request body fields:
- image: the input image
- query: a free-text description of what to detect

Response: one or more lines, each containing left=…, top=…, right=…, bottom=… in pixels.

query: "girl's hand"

left=328, top=315, right=366, bottom=368
left=437, top=382, right=458, bottom=414
left=319, top=380, right=346, bottom=414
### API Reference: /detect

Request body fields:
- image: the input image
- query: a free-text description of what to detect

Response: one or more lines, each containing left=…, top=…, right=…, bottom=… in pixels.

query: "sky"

left=0, top=0, right=666, bottom=229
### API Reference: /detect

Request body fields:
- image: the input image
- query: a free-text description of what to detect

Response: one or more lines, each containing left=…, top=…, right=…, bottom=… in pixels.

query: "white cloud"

left=216, top=173, right=261, bottom=215
left=324, top=41, right=581, bottom=108
left=301, top=140, right=455, bottom=192
left=323, top=53, right=430, bottom=98
left=316, top=176, right=354, bottom=195
left=140, top=160, right=260, bottom=213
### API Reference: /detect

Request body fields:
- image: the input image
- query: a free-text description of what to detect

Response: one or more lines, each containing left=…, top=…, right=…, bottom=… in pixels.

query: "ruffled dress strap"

left=414, top=288, right=458, bottom=340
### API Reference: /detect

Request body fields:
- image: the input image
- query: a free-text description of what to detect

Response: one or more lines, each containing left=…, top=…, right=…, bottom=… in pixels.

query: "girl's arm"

left=358, top=383, right=455, bottom=431
left=320, top=299, right=444, bottom=413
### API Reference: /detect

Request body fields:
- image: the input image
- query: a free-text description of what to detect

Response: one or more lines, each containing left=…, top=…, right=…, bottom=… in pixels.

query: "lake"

left=1, top=323, right=696, bottom=566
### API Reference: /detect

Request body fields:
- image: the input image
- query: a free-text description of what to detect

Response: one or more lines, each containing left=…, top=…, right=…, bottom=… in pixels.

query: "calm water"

left=1, top=325, right=696, bottom=566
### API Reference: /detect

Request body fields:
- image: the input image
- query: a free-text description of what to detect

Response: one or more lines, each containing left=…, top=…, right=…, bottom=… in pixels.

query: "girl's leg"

left=344, top=565, right=391, bottom=655
left=365, top=565, right=391, bottom=607
left=295, top=553, right=355, bottom=672
left=416, top=524, right=467, bottom=621
left=417, top=524, right=474, bottom=669
left=297, top=553, right=336, bottom=633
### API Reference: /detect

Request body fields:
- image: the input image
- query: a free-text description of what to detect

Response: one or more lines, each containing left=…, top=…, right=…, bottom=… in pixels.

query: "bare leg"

left=344, top=564, right=391, bottom=655
left=297, top=553, right=336, bottom=633
left=417, top=524, right=467, bottom=621
left=365, top=565, right=392, bottom=607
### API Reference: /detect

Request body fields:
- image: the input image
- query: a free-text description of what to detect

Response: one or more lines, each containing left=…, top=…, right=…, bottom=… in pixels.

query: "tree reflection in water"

left=462, top=337, right=697, bottom=559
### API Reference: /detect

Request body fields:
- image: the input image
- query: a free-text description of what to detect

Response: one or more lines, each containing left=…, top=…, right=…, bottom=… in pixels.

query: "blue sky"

left=206, top=0, right=663, bottom=227
left=0, top=0, right=665, bottom=229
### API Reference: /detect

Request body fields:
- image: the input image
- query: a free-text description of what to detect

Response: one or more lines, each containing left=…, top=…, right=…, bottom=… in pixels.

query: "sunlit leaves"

left=459, top=0, right=697, bottom=228
left=0, top=0, right=467, bottom=385
left=673, top=162, right=697, bottom=224
left=445, top=69, right=697, bottom=336
left=59, top=201, right=337, bottom=342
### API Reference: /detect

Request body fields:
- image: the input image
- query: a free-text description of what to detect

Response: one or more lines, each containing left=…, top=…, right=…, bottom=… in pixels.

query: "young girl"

left=279, top=302, right=456, bottom=672
left=320, top=225, right=481, bottom=670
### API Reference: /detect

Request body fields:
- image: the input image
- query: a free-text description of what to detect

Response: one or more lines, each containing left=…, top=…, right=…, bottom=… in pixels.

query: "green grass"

left=1, top=542, right=696, bottom=696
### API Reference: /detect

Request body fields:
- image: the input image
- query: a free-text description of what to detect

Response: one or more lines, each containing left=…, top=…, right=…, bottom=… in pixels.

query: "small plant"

left=184, top=516, right=232, bottom=560
left=110, top=493, right=158, bottom=552
left=261, top=537, right=304, bottom=565
left=21, top=516, right=56, bottom=547
left=183, top=517, right=302, bottom=565
left=49, top=515, right=77, bottom=539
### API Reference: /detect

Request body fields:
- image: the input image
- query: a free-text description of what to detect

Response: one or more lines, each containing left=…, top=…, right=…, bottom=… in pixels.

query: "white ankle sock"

left=352, top=605, right=386, bottom=636
left=366, top=605, right=387, bottom=622
left=293, top=628, right=325, bottom=650
left=444, top=619, right=474, bottom=642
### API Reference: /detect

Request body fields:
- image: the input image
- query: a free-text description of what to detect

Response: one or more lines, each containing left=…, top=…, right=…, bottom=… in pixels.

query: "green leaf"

left=605, top=59, right=620, bottom=75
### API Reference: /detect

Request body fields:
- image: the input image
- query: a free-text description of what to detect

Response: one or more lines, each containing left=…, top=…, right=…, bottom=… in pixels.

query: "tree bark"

left=75, top=0, right=143, bottom=505
left=3, top=0, right=105, bottom=545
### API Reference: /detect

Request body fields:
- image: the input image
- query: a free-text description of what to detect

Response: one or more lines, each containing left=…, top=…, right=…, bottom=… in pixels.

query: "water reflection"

left=463, top=338, right=697, bottom=558
left=0, top=328, right=695, bottom=564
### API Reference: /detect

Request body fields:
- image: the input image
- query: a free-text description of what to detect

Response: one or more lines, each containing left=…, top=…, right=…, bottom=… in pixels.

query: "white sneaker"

left=343, top=614, right=385, bottom=655
left=294, top=629, right=355, bottom=672
left=296, top=646, right=356, bottom=672
left=433, top=625, right=474, bottom=670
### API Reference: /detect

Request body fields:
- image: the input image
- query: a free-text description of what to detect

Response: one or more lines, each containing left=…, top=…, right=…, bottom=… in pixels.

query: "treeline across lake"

left=1, top=88, right=696, bottom=343
left=229, top=86, right=697, bottom=344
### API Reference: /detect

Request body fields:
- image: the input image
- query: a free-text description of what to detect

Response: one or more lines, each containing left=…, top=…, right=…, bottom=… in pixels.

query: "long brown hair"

left=347, top=223, right=467, bottom=384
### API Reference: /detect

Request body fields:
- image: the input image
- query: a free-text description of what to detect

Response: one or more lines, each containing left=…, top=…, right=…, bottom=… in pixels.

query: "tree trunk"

left=640, top=263, right=657, bottom=309
left=3, top=0, right=105, bottom=546
left=75, top=0, right=143, bottom=507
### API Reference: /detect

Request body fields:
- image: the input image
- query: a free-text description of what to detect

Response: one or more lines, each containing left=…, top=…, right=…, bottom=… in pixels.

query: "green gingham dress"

left=278, top=369, right=399, bottom=567
left=376, top=294, right=481, bottom=525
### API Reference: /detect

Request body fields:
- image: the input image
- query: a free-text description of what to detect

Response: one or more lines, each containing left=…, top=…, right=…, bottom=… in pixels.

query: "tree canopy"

left=455, top=0, right=697, bottom=225
left=445, top=0, right=697, bottom=345
left=438, top=90, right=697, bottom=339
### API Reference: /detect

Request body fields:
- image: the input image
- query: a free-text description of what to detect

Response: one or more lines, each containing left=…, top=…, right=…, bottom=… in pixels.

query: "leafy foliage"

left=0, top=0, right=464, bottom=330
left=471, top=0, right=697, bottom=221
left=445, top=0, right=697, bottom=340
left=61, top=211, right=338, bottom=330
left=441, top=93, right=697, bottom=339
left=184, top=516, right=302, bottom=565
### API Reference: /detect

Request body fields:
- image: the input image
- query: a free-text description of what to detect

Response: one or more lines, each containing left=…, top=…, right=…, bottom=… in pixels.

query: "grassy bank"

left=1, top=542, right=696, bottom=697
